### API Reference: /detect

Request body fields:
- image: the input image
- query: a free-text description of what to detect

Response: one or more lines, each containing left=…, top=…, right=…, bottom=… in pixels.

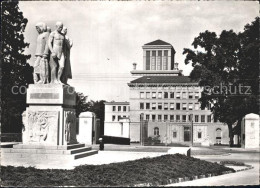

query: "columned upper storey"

left=142, top=39, right=176, bottom=71
left=131, top=39, right=182, bottom=76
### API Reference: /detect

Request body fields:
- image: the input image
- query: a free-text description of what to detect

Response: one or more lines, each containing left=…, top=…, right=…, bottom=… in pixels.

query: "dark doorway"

left=184, top=127, right=191, bottom=141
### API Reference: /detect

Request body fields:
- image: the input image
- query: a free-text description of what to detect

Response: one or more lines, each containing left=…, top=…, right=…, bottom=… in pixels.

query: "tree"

left=1, top=2, right=33, bottom=133
left=183, top=17, right=259, bottom=147
left=75, top=92, right=89, bottom=117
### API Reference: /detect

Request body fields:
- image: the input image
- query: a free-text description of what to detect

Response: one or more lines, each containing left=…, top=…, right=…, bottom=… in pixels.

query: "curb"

left=132, top=164, right=254, bottom=187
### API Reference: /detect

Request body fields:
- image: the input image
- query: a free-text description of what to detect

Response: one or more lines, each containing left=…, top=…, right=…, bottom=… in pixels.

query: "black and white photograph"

left=1, top=0, right=259, bottom=187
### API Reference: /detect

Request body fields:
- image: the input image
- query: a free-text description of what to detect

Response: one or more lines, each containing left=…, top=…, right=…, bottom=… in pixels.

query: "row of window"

left=143, top=114, right=213, bottom=123
left=140, top=91, right=200, bottom=99
left=112, top=106, right=128, bottom=112
left=112, top=115, right=129, bottom=121
left=140, top=102, right=210, bottom=110
left=153, top=127, right=203, bottom=138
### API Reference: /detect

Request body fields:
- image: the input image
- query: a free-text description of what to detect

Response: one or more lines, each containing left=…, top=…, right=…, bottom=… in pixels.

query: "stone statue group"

left=34, top=21, right=72, bottom=85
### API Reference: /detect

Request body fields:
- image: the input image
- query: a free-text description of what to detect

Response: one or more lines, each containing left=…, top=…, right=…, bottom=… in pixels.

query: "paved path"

left=166, top=152, right=260, bottom=186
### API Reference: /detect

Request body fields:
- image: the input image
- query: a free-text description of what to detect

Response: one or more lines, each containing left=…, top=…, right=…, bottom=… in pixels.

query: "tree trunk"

left=228, top=123, right=234, bottom=147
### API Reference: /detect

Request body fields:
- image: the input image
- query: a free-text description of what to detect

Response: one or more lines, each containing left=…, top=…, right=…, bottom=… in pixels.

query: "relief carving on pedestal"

left=64, top=111, right=77, bottom=144
left=27, top=111, right=59, bottom=143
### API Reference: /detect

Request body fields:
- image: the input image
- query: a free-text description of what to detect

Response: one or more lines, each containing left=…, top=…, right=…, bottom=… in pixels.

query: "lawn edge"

left=131, top=164, right=254, bottom=187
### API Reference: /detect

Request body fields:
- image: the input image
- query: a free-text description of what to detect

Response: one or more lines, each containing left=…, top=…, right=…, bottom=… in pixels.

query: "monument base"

left=2, top=84, right=98, bottom=167
left=2, top=143, right=98, bottom=168
left=23, top=84, right=77, bottom=146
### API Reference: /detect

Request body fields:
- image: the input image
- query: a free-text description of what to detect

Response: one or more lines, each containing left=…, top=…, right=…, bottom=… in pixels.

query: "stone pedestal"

left=77, top=112, right=96, bottom=145
left=241, top=113, right=259, bottom=149
left=23, top=84, right=77, bottom=146
left=2, top=84, right=98, bottom=167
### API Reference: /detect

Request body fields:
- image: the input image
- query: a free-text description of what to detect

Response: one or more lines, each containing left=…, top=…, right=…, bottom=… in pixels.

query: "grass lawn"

left=1, top=154, right=234, bottom=187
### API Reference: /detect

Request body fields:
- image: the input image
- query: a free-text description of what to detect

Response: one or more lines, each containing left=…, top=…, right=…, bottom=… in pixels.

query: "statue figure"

left=48, top=21, right=65, bottom=84
left=34, top=22, right=50, bottom=84
left=60, top=27, right=73, bottom=84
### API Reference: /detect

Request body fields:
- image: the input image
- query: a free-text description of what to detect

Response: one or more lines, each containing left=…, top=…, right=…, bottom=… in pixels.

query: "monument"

left=2, top=22, right=97, bottom=166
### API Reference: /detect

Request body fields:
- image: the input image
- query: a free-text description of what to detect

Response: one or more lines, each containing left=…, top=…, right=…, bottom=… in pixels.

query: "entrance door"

left=184, top=127, right=191, bottom=141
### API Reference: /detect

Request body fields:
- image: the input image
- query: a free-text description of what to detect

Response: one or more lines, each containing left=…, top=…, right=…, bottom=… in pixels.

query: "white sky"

left=19, top=1, right=258, bottom=102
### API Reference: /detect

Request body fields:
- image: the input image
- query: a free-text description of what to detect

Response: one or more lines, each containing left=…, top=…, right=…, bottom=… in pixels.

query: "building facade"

left=105, top=40, right=230, bottom=146
left=104, top=102, right=130, bottom=138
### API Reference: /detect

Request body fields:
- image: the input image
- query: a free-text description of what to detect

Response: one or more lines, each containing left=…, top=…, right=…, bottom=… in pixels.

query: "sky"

left=19, top=1, right=258, bottom=102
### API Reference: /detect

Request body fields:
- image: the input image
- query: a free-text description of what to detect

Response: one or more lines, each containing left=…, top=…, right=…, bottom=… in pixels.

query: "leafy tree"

left=183, top=17, right=259, bottom=146
left=75, top=92, right=89, bottom=117
left=1, top=1, right=33, bottom=133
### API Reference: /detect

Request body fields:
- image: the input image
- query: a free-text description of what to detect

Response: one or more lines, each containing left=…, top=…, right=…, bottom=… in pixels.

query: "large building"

left=104, top=40, right=229, bottom=146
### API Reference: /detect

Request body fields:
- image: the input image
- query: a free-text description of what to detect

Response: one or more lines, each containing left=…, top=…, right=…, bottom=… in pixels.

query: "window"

left=188, top=103, right=193, bottom=110
left=112, top=106, right=116, bottom=111
left=189, top=92, right=193, bottom=99
left=206, top=103, right=211, bottom=110
left=163, top=50, right=168, bottom=70
left=140, top=103, right=144, bottom=110
left=118, top=106, right=121, bottom=111
left=152, top=115, right=156, bottom=122
left=164, top=92, right=168, bottom=98
left=151, top=51, right=156, bottom=70
left=112, top=115, right=115, bottom=121
left=158, top=103, right=162, bottom=110
left=188, top=114, right=192, bottom=122
left=201, top=115, right=205, bottom=122
left=182, top=92, right=187, bottom=99
left=146, top=103, right=150, bottom=110
left=146, top=51, right=150, bottom=70
left=176, top=103, right=181, bottom=110
left=123, top=106, right=127, bottom=112
left=158, top=92, right=162, bottom=99
left=182, top=103, right=187, bottom=110
left=118, top=116, right=121, bottom=121
left=157, top=51, right=162, bottom=70
left=146, top=114, right=150, bottom=121
left=195, top=92, right=199, bottom=99
left=207, top=115, right=211, bottom=122
left=152, top=103, right=156, bottom=110
left=176, top=115, right=180, bottom=122
left=146, top=92, right=150, bottom=99
left=170, top=92, right=174, bottom=98
left=198, top=131, right=202, bottom=139
left=140, top=92, right=144, bottom=99
left=152, top=92, right=156, bottom=99
left=176, top=92, right=181, bottom=99
left=158, top=115, right=162, bottom=122
left=164, top=103, right=168, bottom=110
left=182, top=115, right=186, bottom=122
left=173, top=131, right=177, bottom=138
left=164, top=115, right=168, bottom=121
left=195, top=103, right=199, bottom=110
left=170, top=115, right=174, bottom=122
left=195, top=115, right=199, bottom=122
left=154, top=127, right=159, bottom=136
